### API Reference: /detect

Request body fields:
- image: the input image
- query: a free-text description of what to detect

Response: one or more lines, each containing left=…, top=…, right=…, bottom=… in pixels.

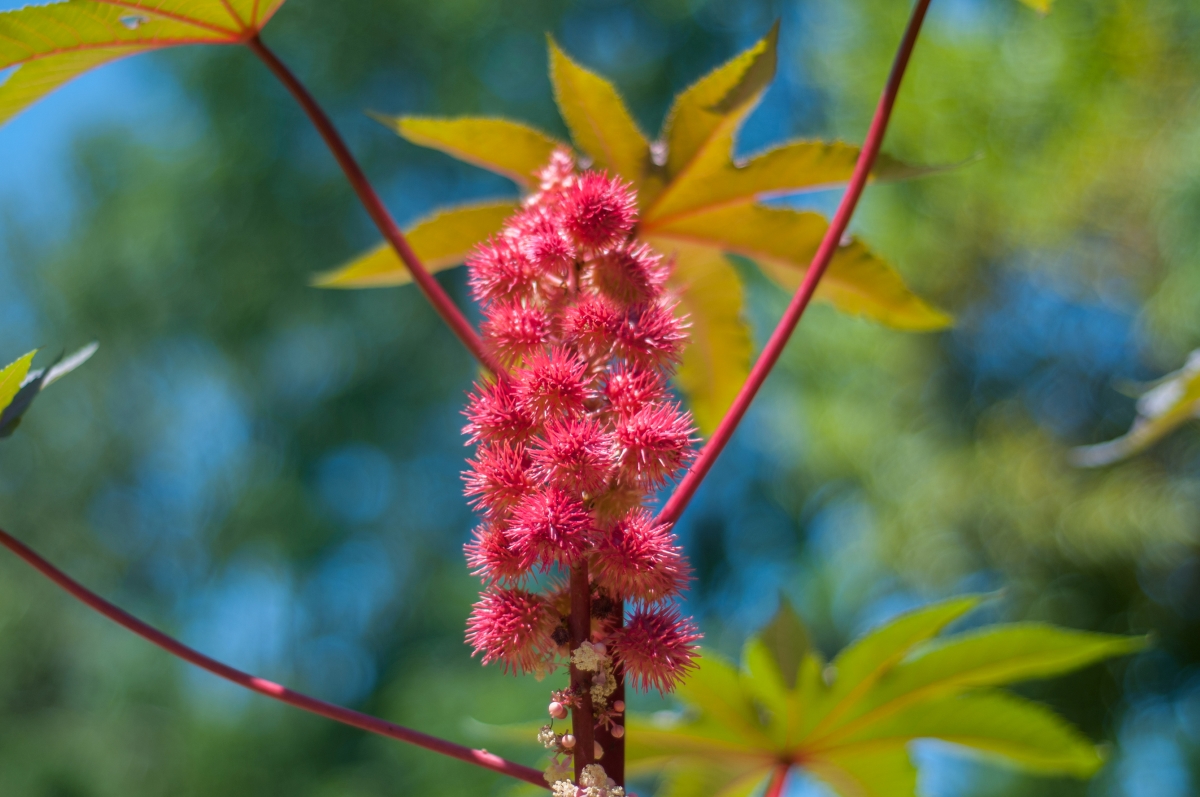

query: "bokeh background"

left=2, top=0, right=1198, bottom=795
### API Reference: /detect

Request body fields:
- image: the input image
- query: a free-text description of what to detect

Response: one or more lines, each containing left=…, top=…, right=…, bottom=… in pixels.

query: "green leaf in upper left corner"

left=0, top=350, right=36, bottom=414
left=0, top=0, right=288, bottom=128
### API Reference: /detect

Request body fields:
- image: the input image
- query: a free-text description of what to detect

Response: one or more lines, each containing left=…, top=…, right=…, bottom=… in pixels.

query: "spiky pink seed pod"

left=592, top=509, right=690, bottom=603
left=517, top=347, right=592, bottom=423
left=563, top=293, right=621, bottom=357
left=603, top=365, right=667, bottom=418
left=589, top=242, right=666, bottom=306
left=464, top=442, right=532, bottom=517
left=612, top=605, right=700, bottom=693
left=509, top=486, right=593, bottom=570
left=512, top=208, right=577, bottom=275
left=563, top=171, right=636, bottom=251
left=467, top=236, right=537, bottom=306
left=613, top=301, right=688, bottom=368
left=615, top=402, right=696, bottom=488
left=481, top=301, right=551, bottom=367
left=466, top=588, right=557, bottom=674
left=463, top=379, right=536, bottom=446
left=465, top=522, right=527, bottom=584
left=531, top=416, right=616, bottom=494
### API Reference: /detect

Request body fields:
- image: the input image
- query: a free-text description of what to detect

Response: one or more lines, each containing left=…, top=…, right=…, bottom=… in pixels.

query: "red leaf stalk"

left=0, top=528, right=547, bottom=789
left=245, top=36, right=502, bottom=375
left=656, top=0, right=935, bottom=528
left=765, top=764, right=791, bottom=797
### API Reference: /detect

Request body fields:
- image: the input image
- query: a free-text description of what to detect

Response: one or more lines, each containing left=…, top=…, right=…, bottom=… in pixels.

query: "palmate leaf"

left=549, top=37, right=649, bottom=185
left=628, top=596, right=1144, bottom=797
left=314, top=201, right=517, bottom=288
left=324, top=29, right=952, bottom=435
left=0, top=343, right=97, bottom=439
left=1071, top=349, right=1200, bottom=467
left=0, top=0, right=286, bottom=127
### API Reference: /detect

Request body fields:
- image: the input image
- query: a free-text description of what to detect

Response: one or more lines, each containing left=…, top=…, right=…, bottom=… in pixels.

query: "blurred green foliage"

left=1, top=1, right=1199, bottom=796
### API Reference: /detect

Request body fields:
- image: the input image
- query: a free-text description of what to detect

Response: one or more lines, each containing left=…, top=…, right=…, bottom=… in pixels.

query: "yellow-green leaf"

left=0, top=350, right=36, bottom=414
left=651, top=203, right=952, bottom=331
left=1071, top=350, right=1200, bottom=467
left=1, top=342, right=97, bottom=438
left=645, top=142, right=928, bottom=227
left=656, top=764, right=774, bottom=797
left=379, top=116, right=564, bottom=189
left=0, top=0, right=286, bottom=128
left=548, top=38, right=649, bottom=186
left=834, top=692, right=1104, bottom=778
left=314, top=201, right=517, bottom=289
left=662, top=244, right=752, bottom=435
left=806, top=747, right=917, bottom=797
left=1018, top=0, right=1054, bottom=13
left=805, top=596, right=983, bottom=739
left=647, top=23, right=778, bottom=220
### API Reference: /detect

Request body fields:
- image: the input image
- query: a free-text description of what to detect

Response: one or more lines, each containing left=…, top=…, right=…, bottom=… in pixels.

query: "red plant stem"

left=0, top=528, right=546, bottom=790
left=244, top=36, right=502, bottom=376
left=568, top=562, right=595, bottom=780
left=765, top=763, right=791, bottom=797
left=656, top=0, right=934, bottom=529
left=593, top=600, right=624, bottom=785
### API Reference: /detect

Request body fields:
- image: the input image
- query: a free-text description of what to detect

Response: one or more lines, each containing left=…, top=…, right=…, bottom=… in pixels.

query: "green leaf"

left=649, top=203, right=953, bottom=331
left=0, top=350, right=36, bottom=414
left=759, top=596, right=810, bottom=690
left=625, top=604, right=1142, bottom=796
left=824, top=625, right=1147, bottom=741
left=805, top=596, right=982, bottom=738
left=647, top=23, right=778, bottom=218
left=0, top=0, right=286, bottom=128
left=656, top=764, right=774, bottom=797
left=805, top=747, right=917, bottom=797
left=1071, top=350, right=1200, bottom=466
left=645, top=141, right=932, bottom=227
left=314, top=201, right=517, bottom=289
left=666, top=245, right=752, bottom=436
left=548, top=37, right=650, bottom=186
left=378, top=116, right=564, bottom=189
left=0, top=343, right=97, bottom=439
left=675, top=652, right=775, bottom=749
left=834, top=692, right=1104, bottom=778
left=1018, top=0, right=1054, bottom=13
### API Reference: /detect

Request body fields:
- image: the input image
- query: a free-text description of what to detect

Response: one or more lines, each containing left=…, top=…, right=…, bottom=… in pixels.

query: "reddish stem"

left=244, top=36, right=502, bottom=375
left=0, top=528, right=546, bottom=790
left=592, top=600, right=624, bottom=785
left=765, top=763, right=791, bottom=797
left=656, top=0, right=934, bottom=528
left=568, top=562, right=595, bottom=780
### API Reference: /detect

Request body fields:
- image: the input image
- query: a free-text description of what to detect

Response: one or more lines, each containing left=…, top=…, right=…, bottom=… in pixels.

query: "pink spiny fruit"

left=592, top=509, right=691, bottom=603
left=611, top=605, right=700, bottom=693
left=461, top=148, right=701, bottom=696
left=466, top=588, right=556, bottom=674
left=464, top=522, right=527, bottom=584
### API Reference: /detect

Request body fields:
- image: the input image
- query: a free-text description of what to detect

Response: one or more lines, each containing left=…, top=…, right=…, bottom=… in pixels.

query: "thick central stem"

left=592, top=600, right=625, bottom=785
left=569, top=562, right=595, bottom=779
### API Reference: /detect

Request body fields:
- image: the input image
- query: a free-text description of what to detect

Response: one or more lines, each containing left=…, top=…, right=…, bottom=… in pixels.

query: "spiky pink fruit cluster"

left=463, top=150, right=699, bottom=694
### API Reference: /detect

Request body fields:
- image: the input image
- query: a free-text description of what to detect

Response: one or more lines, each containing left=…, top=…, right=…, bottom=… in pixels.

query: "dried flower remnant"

left=461, top=149, right=700, bottom=782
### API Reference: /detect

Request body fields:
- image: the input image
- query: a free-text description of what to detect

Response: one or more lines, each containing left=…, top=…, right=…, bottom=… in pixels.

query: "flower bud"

left=549, top=701, right=569, bottom=720
left=610, top=723, right=625, bottom=739
left=560, top=733, right=576, bottom=749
